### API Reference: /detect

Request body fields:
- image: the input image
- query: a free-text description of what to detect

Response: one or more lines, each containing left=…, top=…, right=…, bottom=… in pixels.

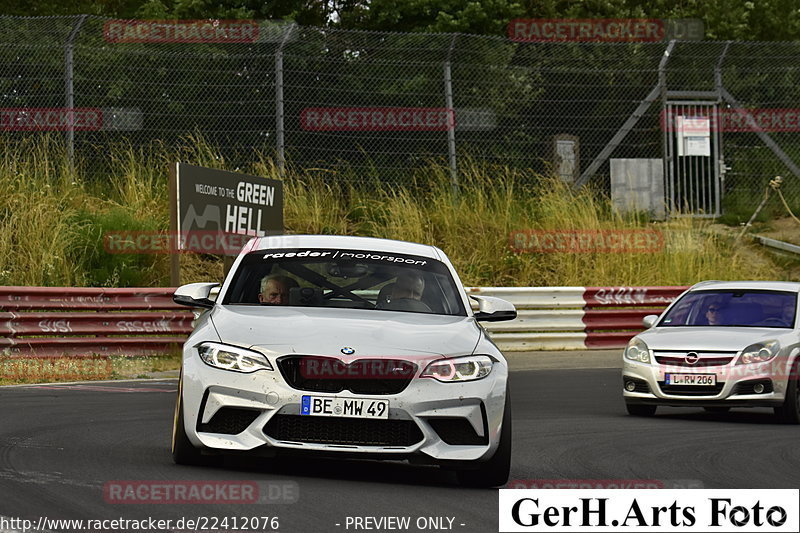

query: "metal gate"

left=663, top=101, right=722, bottom=216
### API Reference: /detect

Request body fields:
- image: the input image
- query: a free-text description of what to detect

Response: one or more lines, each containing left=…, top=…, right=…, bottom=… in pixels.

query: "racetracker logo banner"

left=104, top=231, right=253, bottom=255
left=298, top=357, right=419, bottom=380
left=103, top=20, right=259, bottom=43
left=661, top=109, right=800, bottom=132
left=499, top=489, right=799, bottom=532
left=509, top=19, right=665, bottom=42
left=0, top=108, right=102, bottom=131
left=300, top=107, right=455, bottom=131
left=510, top=230, right=664, bottom=254
left=103, top=480, right=299, bottom=504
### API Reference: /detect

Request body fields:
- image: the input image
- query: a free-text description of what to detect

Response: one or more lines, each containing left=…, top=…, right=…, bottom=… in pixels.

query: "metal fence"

left=1, top=16, right=800, bottom=210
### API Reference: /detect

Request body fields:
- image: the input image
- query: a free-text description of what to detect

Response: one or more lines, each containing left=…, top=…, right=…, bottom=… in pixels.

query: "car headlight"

left=624, top=338, right=651, bottom=364
left=737, top=340, right=780, bottom=365
left=197, top=342, right=273, bottom=373
left=421, top=355, right=494, bottom=382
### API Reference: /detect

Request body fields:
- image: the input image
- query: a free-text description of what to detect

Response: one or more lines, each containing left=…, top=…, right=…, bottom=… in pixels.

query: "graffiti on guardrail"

left=593, top=287, right=649, bottom=305
left=591, top=287, right=680, bottom=306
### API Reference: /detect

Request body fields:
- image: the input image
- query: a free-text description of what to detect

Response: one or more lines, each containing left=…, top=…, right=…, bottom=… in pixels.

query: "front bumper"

left=180, top=348, right=508, bottom=463
left=622, top=359, right=787, bottom=408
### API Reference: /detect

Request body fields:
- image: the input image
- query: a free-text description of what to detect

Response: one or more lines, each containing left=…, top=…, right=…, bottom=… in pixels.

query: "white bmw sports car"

left=171, top=235, right=517, bottom=486
left=623, top=281, right=800, bottom=423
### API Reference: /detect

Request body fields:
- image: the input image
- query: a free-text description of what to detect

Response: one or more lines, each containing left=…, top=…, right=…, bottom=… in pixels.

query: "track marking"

left=24, top=384, right=176, bottom=393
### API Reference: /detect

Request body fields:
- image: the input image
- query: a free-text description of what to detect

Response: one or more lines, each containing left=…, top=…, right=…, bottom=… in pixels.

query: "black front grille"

left=264, top=414, right=423, bottom=447
left=623, top=377, right=650, bottom=393
left=428, top=418, right=488, bottom=445
left=198, top=407, right=261, bottom=434
left=655, top=356, right=734, bottom=367
left=733, top=379, right=774, bottom=395
left=658, top=382, right=725, bottom=396
left=277, top=355, right=416, bottom=395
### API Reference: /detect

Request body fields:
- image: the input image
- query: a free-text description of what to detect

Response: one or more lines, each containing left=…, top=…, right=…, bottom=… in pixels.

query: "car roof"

left=246, top=234, right=442, bottom=260
left=690, top=280, right=800, bottom=292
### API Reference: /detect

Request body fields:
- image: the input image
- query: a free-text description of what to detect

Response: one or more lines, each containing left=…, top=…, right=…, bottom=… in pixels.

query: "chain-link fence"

left=2, top=15, right=800, bottom=212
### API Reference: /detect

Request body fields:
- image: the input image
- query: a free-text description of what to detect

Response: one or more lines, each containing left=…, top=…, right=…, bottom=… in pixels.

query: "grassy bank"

left=0, top=354, right=182, bottom=385
left=0, top=135, right=785, bottom=288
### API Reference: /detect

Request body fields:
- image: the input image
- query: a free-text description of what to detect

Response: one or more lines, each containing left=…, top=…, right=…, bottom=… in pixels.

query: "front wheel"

left=625, top=402, right=657, bottom=417
left=172, top=372, right=211, bottom=465
left=774, top=361, right=800, bottom=424
left=456, top=389, right=512, bottom=488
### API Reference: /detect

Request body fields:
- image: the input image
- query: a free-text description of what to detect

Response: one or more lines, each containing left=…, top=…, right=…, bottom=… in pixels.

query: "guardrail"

left=0, top=285, right=688, bottom=356
left=471, top=286, right=688, bottom=351
left=0, top=287, right=191, bottom=357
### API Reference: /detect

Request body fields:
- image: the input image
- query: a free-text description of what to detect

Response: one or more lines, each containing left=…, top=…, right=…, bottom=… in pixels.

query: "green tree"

left=337, top=0, right=524, bottom=34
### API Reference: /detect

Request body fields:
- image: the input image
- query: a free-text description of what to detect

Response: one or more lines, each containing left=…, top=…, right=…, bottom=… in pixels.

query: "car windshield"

left=659, top=289, right=797, bottom=328
left=221, top=247, right=467, bottom=316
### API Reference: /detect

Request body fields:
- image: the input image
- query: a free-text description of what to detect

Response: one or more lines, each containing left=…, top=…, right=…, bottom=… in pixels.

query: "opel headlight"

left=197, top=342, right=273, bottom=373
left=737, top=341, right=780, bottom=365
left=624, top=338, right=651, bottom=364
left=421, top=355, right=494, bottom=382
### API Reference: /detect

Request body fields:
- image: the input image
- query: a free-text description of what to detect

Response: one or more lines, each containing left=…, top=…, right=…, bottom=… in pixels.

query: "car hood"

left=209, top=305, right=481, bottom=358
left=639, top=327, right=791, bottom=351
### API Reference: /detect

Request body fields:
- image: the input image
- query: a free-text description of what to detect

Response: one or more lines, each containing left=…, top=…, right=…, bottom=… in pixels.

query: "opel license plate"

left=301, top=396, right=389, bottom=419
left=665, top=373, right=716, bottom=386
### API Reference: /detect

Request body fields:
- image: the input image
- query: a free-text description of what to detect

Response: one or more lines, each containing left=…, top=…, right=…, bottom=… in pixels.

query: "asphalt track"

left=0, top=369, right=799, bottom=533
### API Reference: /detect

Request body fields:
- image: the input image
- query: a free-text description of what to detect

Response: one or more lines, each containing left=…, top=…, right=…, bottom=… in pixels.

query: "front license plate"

left=301, top=396, right=389, bottom=419
left=665, top=373, right=716, bottom=386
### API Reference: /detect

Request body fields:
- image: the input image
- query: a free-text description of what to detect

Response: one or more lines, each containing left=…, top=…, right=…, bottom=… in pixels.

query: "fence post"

left=64, top=14, right=87, bottom=170
left=659, top=40, right=675, bottom=211
left=575, top=40, right=675, bottom=189
left=714, top=42, right=731, bottom=209
left=444, top=35, right=458, bottom=196
left=275, top=24, right=295, bottom=178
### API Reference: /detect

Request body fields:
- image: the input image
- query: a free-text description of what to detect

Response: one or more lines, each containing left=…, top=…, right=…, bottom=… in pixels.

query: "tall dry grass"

left=0, top=137, right=784, bottom=288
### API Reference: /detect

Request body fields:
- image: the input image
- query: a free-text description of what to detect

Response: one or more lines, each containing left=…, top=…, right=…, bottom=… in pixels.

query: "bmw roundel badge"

left=341, top=347, right=355, bottom=355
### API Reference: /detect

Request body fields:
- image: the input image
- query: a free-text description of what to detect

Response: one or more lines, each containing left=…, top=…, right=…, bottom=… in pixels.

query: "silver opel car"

left=623, top=281, right=800, bottom=423
left=171, top=235, right=516, bottom=486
